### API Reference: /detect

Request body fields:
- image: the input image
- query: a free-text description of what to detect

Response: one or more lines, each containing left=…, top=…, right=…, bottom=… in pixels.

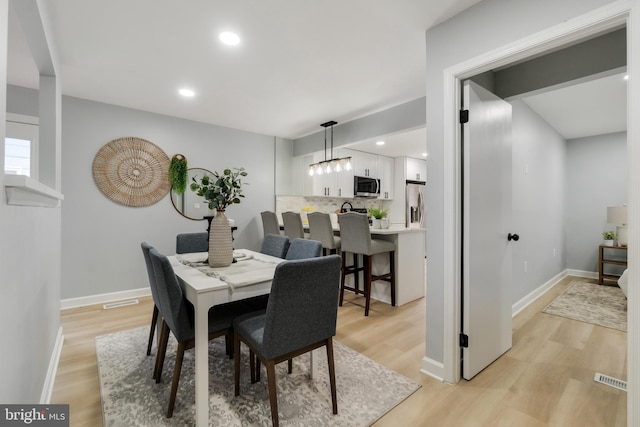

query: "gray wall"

left=1, top=7, right=62, bottom=404
left=511, top=100, right=566, bottom=301
left=495, top=28, right=626, bottom=99
left=424, top=0, right=616, bottom=364
left=293, top=97, right=426, bottom=156
left=61, top=96, right=276, bottom=299
left=566, top=131, right=627, bottom=271
left=7, top=84, right=39, bottom=116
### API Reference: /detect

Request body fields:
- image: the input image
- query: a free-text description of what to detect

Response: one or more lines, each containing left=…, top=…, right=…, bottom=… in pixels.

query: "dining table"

left=168, top=248, right=319, bottom=426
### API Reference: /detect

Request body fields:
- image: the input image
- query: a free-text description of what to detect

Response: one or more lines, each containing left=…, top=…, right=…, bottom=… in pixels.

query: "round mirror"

left=170, top=168, right=217, bottom=220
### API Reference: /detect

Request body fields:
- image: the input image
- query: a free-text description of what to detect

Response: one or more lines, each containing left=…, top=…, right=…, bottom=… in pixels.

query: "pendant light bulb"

left=308, top=165, right=315, bottom=176
left=326, top=162, right=332, bottom=174
left=335, top=160, right=342, bottom=172
left=345, top=157, right=352, bottom=171
left=316, top=164, right=323, bottom=175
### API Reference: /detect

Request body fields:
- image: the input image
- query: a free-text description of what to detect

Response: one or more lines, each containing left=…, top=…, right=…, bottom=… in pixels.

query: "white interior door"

left=462, top=80, right=513, bottom=380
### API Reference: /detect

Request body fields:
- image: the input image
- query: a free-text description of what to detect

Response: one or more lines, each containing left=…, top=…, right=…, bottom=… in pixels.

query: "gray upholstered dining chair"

left=260, top=234, right=290, bottom=259
left=245, top=233, right=292, bottom=311
left=307, top=211, right=341, bottom=255
left=338, top=211, right=396, bottom=316
left=148, top=247, right=252, bottom=418
left=176, top=232, right=209, bottom=254
left=140, top=242, right=161, bottom=358
left=233, top=255, right=341, bottom=427
left=261, top=211, right=281, bottom=237
left=281, top=211, right=306, bottom=242
left=285, top=238, right=322, bottom=260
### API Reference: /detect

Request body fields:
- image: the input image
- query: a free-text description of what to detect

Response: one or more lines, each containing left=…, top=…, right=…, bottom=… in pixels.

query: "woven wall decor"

left=92, top=137, right=171, bottom=207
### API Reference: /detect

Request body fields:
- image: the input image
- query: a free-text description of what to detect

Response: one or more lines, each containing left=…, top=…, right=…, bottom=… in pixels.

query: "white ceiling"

left=7, top=1, right=627, bottom=159
left=520, top=72, right=627, bottom=140
left=7, top=0, right=482, bottom=140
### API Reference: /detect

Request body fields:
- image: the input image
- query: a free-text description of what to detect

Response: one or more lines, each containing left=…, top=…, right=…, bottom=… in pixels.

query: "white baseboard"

left=40, top=326, right=64, bottom=404
left=565, top=269, right=598, bottom=279
left=511, top=270, right=568, bottom=317
left=510, top=269, right=598, bottom=318
left=421, top=356, right=446, bottom=383
left=61, top=287, right=151, bottom=310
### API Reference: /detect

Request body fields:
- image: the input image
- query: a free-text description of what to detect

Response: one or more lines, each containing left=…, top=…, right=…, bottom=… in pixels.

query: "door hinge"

left=459, top=333, right=469, bottom=348
left=460, top=109, right=469, bottom=124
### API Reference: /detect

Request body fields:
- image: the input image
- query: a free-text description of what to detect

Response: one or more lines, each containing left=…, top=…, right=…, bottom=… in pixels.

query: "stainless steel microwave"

left=354, top=176, right=380, bottom=198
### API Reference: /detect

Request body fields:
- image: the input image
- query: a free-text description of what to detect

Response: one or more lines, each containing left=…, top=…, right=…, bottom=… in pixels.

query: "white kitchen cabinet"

left=378, top=155, right=394, bottom=200
left=344, top=149, right=378, bottom=177
left=406, top=157, right=426, bottom=182
left=302, top=154, right=315, bottom=196
left=308, top=149, right=353, bottom=197
left=335, top=167, right=354, bottom=197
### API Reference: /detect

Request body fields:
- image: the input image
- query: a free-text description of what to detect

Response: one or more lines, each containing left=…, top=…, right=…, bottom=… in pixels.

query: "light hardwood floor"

left=52, top=276, right=626, bottom=426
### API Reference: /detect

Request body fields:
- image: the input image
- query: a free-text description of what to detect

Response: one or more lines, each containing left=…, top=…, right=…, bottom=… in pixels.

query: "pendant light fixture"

left=308, top=121, right=352, bottom=176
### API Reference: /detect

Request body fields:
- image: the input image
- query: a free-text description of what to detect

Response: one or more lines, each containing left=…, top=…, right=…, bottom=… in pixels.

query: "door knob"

left=508, top=233, right=520, bottom=242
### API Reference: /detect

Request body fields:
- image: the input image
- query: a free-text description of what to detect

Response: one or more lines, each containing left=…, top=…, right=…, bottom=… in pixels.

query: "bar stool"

left=338, top=212, right=395, bottom=316
left=261, top=211, right=281, bottom=237
left=307, top=212, right=341, bottom=255
left=282, top=211, right=307, bottom=242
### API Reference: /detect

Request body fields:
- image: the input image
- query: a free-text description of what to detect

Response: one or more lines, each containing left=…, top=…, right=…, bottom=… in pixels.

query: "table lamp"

left=607, top=205, right=628, bottom=246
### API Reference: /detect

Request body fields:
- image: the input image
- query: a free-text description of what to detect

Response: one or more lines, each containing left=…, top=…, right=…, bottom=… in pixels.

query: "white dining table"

left=168, top=249, right=318, bottom=427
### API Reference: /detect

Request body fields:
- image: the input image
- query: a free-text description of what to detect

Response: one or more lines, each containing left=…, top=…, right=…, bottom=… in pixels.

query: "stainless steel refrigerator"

left=405, top=180, right=425, bottom=228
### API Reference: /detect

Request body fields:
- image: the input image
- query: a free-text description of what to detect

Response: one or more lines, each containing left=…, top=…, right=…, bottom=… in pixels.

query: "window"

left=5, top=114, right=38, bottom=179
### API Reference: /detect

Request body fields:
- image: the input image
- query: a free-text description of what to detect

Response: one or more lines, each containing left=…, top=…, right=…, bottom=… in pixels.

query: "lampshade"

left=607, top=206, right=627, bottom=225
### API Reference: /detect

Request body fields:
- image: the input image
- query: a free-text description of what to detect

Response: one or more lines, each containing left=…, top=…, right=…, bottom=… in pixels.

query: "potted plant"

left=190, top=167, right=248, bottom=267
left=602, top=230, right=616, bottom=246
left=190, top=167, right=248, bottom=210
left=368, top=206, right=389, bottom=229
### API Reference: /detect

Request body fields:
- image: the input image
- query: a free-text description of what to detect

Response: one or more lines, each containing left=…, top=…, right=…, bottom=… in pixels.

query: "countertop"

left=280, top=222, right=426, bottom=235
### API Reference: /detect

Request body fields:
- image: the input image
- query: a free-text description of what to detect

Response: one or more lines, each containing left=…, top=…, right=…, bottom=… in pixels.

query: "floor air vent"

left=594, top=372, right=627, bottom=392
left=103, top=299, right=139, bottom=310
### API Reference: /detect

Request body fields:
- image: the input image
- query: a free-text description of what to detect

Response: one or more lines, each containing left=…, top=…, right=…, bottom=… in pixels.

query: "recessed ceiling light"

left=422, top=152, right=428, bottom=157
left=219, top=32, right=240, bottom=46
left=376, top=140, right=385, bottom=146
left=624, top=75, right=629, bottom=80
left=179, top=88, right=195, bottom=97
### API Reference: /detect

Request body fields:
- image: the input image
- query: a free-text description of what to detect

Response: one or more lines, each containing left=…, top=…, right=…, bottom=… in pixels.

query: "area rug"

left=543, top=280, right=627, bottom=331
left=96, top=327, right=420, bottom=426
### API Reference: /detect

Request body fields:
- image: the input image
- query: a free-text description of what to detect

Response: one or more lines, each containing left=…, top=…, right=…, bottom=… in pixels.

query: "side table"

left=598, top=244, right=628, bottom=285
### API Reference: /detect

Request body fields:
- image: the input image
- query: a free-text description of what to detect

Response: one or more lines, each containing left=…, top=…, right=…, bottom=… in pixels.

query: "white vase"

left=381, top=218, right=390, bottom=229
left=603, top=239, right=615, bottom=246
left=372, top=218, right=382, bottom=229
left=209, top=210, right=233, bottom=267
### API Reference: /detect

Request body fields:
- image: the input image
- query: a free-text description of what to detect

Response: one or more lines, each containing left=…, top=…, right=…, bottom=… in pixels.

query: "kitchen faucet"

left=340, top=201, right=353, bottom=213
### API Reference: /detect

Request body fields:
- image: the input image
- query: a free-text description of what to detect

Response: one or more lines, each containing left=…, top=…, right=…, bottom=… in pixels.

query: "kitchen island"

left=367, top=226, right=426, bottom=306
left=280, top=221, right=426, bottom=306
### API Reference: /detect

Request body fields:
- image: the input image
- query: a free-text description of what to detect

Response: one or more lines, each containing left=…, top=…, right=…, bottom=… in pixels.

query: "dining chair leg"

left=256, top=358, right=261, bottom=382
left=234, top=336, right=241, bottom=396
left=339, top=251, right=347, bottom=306
left=225, top=331, right=233, bottom=359
left=167, top=341, right=186, bottom=418
left=364, top=255, right=372, bottom=316
left=250, top=350, right=257, bottom=383
left=266, top=360, right=279, bottom=427
left=287, top=359, right=293, bottom=374
left=326, top=338, right=338, bottom=414
left=389, top=251, right=396, bottom=307
left=155, top=321, right=170, bottom=382
left=353, top=253, right=360, bottom=291
left=147, top=305, right=158, bottom=356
